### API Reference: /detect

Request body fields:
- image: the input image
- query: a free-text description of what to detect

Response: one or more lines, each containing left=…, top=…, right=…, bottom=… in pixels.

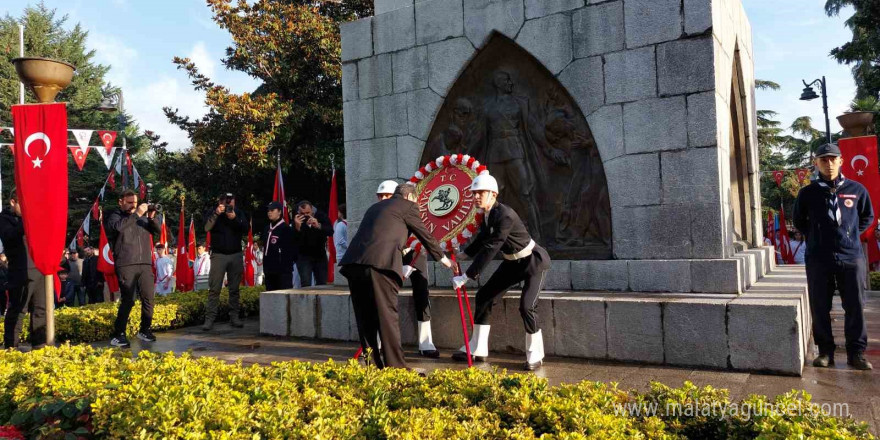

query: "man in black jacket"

left=451, top=174, right=551, bottom=371
left=340, top=184, right=452, bottom=369
left=0, top=191, right=49, bottom=349
left=81, top=247, right=104, bottom=304
left=262, top=201, right=294, bottom=291
left=105, top=189, right=162, bottom=348
left=203, top=193, right=249, bottom=330
left=793, top=143, right=873, bottom=370
left=292, top=200, right=333, bottom=286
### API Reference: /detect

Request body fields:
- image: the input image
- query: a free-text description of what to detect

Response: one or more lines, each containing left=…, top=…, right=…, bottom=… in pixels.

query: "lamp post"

left=799, top=76, right=833, bottom=150
left=98, top=91, right=128, bottom=189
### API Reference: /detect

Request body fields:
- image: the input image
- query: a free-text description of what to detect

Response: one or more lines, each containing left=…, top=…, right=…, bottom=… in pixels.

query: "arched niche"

left=418, top=34, right=612, bottom=259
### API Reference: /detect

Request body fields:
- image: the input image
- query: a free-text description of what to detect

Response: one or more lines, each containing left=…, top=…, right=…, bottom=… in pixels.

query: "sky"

left=1, top=0, right=860, bottom=150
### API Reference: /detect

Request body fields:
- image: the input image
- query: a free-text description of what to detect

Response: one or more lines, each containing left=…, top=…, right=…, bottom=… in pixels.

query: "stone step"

left=262, top=264, right=809, bottom=375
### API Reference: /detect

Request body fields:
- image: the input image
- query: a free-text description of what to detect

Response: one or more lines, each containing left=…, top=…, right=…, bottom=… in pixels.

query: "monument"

left=261, top=0, right=813, bottom=375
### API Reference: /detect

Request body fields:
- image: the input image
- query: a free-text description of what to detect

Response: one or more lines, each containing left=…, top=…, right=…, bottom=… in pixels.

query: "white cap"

left=470, top=174, right=498, bottom=193
left=376, top=180, right=399, bottom=195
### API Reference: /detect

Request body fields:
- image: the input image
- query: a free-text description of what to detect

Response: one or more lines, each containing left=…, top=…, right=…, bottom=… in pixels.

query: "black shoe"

left=137, top=330, right=156, bottom=342
left=110, top=334, right=130, bottom=348
left=451, top=351, right=486, bottom=363
left=230, top=317, right=244, bottom=328
left=202, top=320, right=214, bottom=332
left=419, top=349, right=440, bottom=358
left=523, top=360, right=543, bottom=371
left=847, top=353, right=873, bottom=370
left=812, top=354, right=834, bottom=368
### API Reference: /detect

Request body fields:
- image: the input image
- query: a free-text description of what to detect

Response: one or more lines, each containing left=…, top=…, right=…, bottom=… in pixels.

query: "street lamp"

left=98, top=90, right=128, bottom=189
left=799, top=76, right=832, bottom=146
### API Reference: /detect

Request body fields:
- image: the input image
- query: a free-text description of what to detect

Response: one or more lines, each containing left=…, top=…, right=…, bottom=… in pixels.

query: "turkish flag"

left=68, top=145, right=89, bottom=170
left=772, top=170, right=785, bottom=186
left=187, top=217, right=196, bottom=290
left=91, top=198, right=100, bottom=220
left=11, top=103, right=69, bottom=277
left=109, top=170, right=116, bottom=190
left=273, top=163, right=289, bottom=223
left=97, top=130, right=116, bottom=154
left=243, top=221, right=255, bottom=286
left=159, top=215, right=168, bottom=249
left=796, top=168, right=810, bottom=184
left=327, top=169, right=338, bottom=283
left=839, top=136, right=880, bottom=241
left=175, top=208, right=191, bottom=292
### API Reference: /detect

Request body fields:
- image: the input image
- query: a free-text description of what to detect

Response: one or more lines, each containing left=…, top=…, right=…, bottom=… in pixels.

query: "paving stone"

left=657, top=36, right=716, bottom=95
left=572, top=260, right=629, bottom=291
left=259, top=292, right=289, bottom=336
left=728, top=298, right=805, bottom=375
left=416, top=0, right=464, bottom=45
left=373, top=93, right=409, bottom=138
left=428, top=37, right=475, bottom=96
left=373, top=6, right=416, bottom=54
left=340, top=18, right=372, bottom=62
left=343, top=99, right=374, bottom=141
left=397, top=135, right=426, bottom=179
left=318, top=294, right=351, bottom=340
left=664, top=300, right=729, bottom=368
left=660, top=147, right=721, bottom=204
left=604, top=46, right=656, bottom=104
left=603, top=153, right=661, bottom=207
left=552, top=296, right=606, bottom=358
left=690, top=259, right=741, bottom=294
left=606, top=299, right=664, bottom=363
left=687, top=91, right=718, bottom=147
left=543, top=260, right=572, bottom=290
left=525, top=0, right=584, bottom=19
left=407, top=88, right=444, bottom=140
left=558, top=56, right=604, bottom=117
left=629, top=260, right=691, bottom=292
left=290, top=294, right=317, bottom=338
left=684, top=0, right=712, bottom=35
left=587, top=105, right=625, bottom=162
left=624, top=0, right=682, bottom=48
left=392, top=46, right=429, bottom=93
left=515, top=13, right=573, bottom=75
left=572, top=1, right=624, bottom=58
left=464, top=0, right=525, bottom=47
left=613, top=205, right=692, bottom=259
left=623, top=96, right=687, bottom=154
left=375, top=0, right=413, bottom=14
left=357, top=54, right=393, bottom=99
left=342, top=62, right=358, bottom=102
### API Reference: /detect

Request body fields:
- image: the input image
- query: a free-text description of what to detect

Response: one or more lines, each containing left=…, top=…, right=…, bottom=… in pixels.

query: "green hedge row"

left=870, top=272, right=880, bottom=291
left=0, top=287, right=263, bottom=344
left=0, top=345, right=873, bottom=439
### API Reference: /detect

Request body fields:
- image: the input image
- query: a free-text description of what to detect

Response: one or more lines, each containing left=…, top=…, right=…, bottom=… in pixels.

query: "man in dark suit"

left=340, top=183, right=453, bottom=369
left=450, top=174, right=551, bottom=371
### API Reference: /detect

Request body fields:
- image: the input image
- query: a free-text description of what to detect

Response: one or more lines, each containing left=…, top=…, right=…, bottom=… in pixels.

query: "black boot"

left=847, top=352, right=873, bottom=370
left=812, top=354, right=834, bottom=368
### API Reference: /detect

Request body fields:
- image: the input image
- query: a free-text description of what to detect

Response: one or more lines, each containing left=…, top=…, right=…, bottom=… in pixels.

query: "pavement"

left=87, top=293, right=880, bottom=434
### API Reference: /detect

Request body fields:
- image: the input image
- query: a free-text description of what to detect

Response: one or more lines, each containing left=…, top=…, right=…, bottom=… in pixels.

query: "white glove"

left=452, top=275, right=468, bottom=289
left=439, top=256, right=453, bottom=268
left=402, top=265, right=415, bottom=279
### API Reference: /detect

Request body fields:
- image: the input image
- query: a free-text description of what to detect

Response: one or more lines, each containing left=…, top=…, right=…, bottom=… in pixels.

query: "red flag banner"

left=97, top=219, right=115, bottom=274
left=68, top=145, right=89, bottom=170
left=97, top=130, right=116, bottom=154
left=187, top=217, right=196, bottom=290
left=243, top=221, right=255, bottom=286
left=766, top=211, right=776, bottom=248
left=839, top=136, right=880, bottom=241
left=159, top=215, right=168, bottom=249
left=91, top=198, right=100, bottom=220
left=273, top=163, right=289, bottom=223
left=327, top=169, right=338, bottom=283
left=175, top=208, right=190, bottom=292
left=778, top=208, right=794, bottom=264
left=12, top=103, right=69, bottom=276
left=772, top=170, right=785, bottom=187
left=109, top=170, right=116, bottom=190
left=796, top=168, right=810, bottom=183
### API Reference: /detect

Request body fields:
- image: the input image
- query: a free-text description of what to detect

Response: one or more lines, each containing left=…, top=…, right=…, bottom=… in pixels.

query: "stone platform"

left=262, top=260, right=811, bottom=375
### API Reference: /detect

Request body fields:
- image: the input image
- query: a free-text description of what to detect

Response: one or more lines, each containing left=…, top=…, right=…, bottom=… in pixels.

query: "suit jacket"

left=464, top=202, right=536, bottom=279
left=340, top=195, right=445, bottom=285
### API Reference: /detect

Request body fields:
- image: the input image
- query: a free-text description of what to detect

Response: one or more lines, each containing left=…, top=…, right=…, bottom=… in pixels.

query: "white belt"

left=503, top=239, right=535, bottom=260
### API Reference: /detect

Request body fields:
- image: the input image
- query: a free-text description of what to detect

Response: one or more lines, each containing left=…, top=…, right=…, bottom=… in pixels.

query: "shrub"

left=0, top=345, right=873, bottom=439
left=0, top=287, right=263, bottom=345
left=870, top=272, right=880, bottom=291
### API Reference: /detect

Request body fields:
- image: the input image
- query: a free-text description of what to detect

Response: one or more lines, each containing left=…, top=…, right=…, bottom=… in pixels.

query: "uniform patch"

left=839, top=194, right=858, bottom=199
left=844, top=199, right=855, bottom=208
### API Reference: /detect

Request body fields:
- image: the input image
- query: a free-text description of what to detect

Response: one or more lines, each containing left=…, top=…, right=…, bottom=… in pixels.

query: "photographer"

left=203, top=193, right=248, bottom=330
left=105, top=189, right=162, bottom=348
left=292, top=200, right=333, bottom=286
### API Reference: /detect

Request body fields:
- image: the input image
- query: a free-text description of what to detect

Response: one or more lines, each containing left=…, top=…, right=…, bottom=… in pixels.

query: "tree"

left=825, top=0, right=880, bottom=99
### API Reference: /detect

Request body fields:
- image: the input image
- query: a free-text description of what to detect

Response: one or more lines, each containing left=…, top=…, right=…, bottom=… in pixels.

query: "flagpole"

left=19, top=23, right=24, bottom=105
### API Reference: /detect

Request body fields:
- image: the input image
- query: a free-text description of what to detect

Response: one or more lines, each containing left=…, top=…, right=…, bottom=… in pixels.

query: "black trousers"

left=473, top=250, right=549, bottom=335
left=411, top=269, right=431, bottom=322
left=296, top=255, right=328, bottom=286
left=342, top=264, right=405, bottom=369
left=113, top=264, right=155, bottom=335
left=3, top=268, right=47, bottom=349
left=806, top=258, right=868, bottom=356
left=264, top=272, right=293, bottom=292
left=86, top=284, right=104, bottom=304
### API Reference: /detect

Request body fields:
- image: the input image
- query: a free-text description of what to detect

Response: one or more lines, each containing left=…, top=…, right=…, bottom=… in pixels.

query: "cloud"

left=188, top=41, right=216, bottom=79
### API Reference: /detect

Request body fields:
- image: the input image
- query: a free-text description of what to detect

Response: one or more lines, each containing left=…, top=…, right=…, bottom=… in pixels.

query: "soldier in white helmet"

left=451, top=173, right=551, bottom=370
left=376, top=180, right=399, bottom=201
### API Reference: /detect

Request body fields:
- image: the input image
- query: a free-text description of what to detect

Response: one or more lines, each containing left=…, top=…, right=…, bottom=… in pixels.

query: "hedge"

left=0, top=287, right=263, bottom=345
left=870, top=272, right=880, bottom=291
left=0, top=345, right=873, bottom=439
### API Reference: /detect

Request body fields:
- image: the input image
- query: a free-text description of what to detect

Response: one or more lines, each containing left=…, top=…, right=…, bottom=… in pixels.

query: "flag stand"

left=45, top=275, right=55, bottom=345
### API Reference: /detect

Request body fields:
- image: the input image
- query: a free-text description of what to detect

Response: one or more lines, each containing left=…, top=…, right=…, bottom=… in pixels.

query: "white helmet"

left=470, top=174, right=498, bottom=193
left=376, top=180, right=399, bottom=195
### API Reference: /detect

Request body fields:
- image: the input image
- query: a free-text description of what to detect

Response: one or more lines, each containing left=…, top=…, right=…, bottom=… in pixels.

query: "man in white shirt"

left=154, top=245, right=174, bottom=296
left=790, top=231, right=806, bottom=264
left=193, top=244, right=211, bottom=291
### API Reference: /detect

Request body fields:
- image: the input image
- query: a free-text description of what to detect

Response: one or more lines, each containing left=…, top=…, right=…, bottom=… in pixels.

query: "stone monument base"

left=261, top=260, right=810, bottom=375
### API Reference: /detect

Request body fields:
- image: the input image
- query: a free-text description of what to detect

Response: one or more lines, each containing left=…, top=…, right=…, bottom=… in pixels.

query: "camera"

left=223, top=193, right=234, bottom=214
left=147, top=203, right=163, bottom=212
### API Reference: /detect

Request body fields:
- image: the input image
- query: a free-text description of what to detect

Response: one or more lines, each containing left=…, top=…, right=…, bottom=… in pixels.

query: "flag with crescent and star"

left=839, top=136, right=880, bottom=241
left=11, top=103, right=69, bottom=277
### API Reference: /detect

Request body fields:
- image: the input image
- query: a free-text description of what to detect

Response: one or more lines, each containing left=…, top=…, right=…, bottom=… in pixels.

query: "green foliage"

left=870, top=271, right=880, bottom=290
left=825, top=0, right=880, bottom=100
left=0, top=287, right=263, bottom=345
left=0, top=347, right=873, bottom=439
